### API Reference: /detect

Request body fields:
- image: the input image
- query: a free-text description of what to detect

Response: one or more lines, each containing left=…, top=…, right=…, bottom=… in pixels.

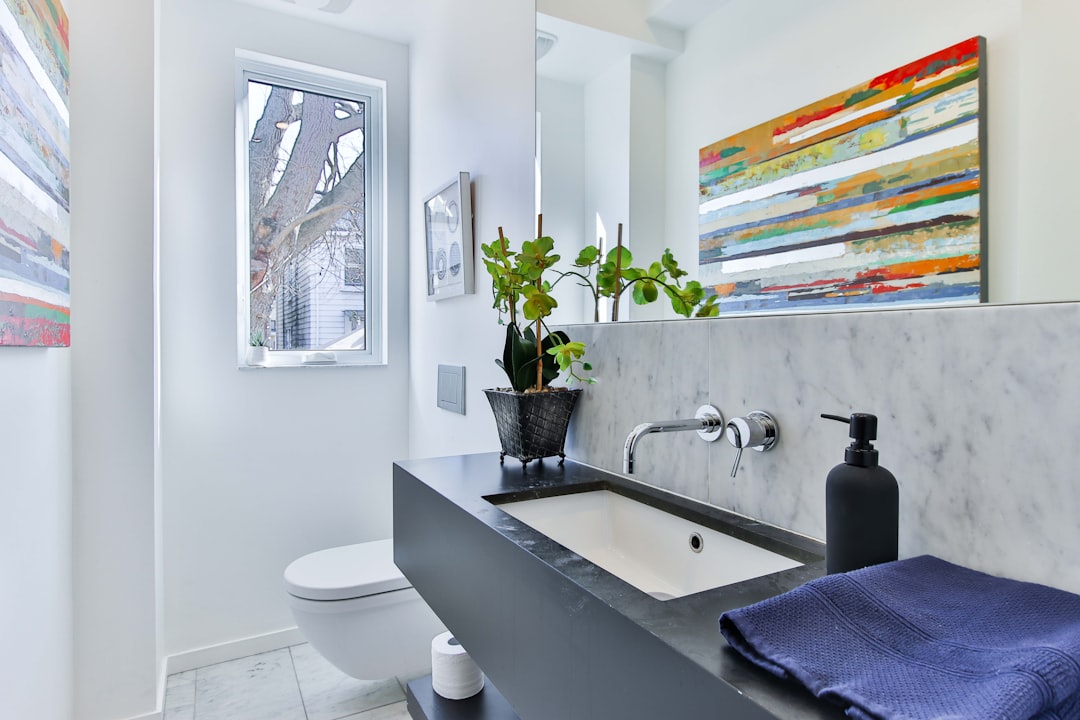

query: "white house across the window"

left=343, top=246, right=363, bottom=288
left=235, top=51, right=386, bottom=367
left=343, top=309, right=363, bottom=332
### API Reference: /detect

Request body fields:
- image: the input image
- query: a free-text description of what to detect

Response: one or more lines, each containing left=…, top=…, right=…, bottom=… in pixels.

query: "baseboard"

left=112, top=653, right=168, bottom=720
left=119, top=709, right=162, bottom=720
left=165, top=626, right=305, bottom=675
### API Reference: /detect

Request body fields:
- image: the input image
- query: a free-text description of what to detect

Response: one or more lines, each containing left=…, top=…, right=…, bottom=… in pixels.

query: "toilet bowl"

left=284, top=538, right=446, bottom=680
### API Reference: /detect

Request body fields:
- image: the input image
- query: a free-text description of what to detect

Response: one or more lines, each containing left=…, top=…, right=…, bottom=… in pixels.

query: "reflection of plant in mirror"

left=481, top=222, right=594, bottom=392
left=556, top=224, right=719, bottom=322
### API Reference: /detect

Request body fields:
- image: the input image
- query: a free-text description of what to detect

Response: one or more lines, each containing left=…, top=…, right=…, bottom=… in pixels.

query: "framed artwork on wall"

left=698, top=37, right=986, bottom=314
left=0, top=0, right=71, bottom=346
left=424, top=172, right=474, bottom=301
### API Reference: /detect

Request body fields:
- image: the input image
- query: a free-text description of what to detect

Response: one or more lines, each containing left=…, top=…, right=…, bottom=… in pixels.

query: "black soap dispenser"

left=821, top=413, right=899, bottom=574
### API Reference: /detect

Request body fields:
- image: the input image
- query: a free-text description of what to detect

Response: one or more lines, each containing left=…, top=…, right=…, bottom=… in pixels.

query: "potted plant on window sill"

left=248, top=331, right=269, bottom=367
left=480, top=219, right=593, bottom=467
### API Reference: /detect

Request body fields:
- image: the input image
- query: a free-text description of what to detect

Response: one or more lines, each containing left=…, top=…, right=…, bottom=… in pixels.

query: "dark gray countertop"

left=394, top=452, right=846, bottom=720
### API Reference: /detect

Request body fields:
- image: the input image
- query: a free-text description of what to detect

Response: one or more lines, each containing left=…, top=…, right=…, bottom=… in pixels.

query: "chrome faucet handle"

left=729, top=443, right=745, bottom=480
left=725, top=411, right=778, bottom=477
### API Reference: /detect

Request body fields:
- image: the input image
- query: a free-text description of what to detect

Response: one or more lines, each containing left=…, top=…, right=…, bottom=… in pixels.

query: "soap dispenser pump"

left=821, top=413, right=899, bottom=574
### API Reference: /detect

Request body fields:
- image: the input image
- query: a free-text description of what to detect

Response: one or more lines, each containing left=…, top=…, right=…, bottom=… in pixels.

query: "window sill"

left=239, top=350, right=385, bottom=369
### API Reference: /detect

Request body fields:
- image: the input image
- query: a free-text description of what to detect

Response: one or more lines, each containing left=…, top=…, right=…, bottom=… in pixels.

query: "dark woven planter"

left=484, top=388, right=582, bottom=466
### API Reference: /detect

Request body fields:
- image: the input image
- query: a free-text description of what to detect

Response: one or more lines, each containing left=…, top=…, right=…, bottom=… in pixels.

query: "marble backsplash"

left=558, top=301, right=1080, bottom=594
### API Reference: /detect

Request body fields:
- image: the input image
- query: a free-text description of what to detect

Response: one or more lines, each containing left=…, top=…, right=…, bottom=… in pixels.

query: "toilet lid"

left=284, top=539, right=411, bottom=601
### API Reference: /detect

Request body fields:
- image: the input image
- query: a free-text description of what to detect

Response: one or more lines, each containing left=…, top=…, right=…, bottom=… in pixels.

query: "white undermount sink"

left=495, top=490, right=803, bottom=600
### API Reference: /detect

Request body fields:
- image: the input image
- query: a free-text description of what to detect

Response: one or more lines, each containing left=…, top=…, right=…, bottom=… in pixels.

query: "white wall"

left=1, top=0, right=75, bottom=716
left=625, top=55, right=667, bottom=322
left=538, top=76, right=588, bottom=323
left=407, top=0, right=537, bottom=459
left=1016, top=0, right=1080, bottom=302
left=584, top=58, right=631, bottom=295
left=70, top=0, right=161, bottom=717
left=0, top=351, right=72, bottom=720
left=539, top=56, right=668, bottom=324
left=158, top=0, right=411, bottom=659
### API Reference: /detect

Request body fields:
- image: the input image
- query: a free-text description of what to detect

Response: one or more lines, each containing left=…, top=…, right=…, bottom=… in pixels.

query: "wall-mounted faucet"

left=623, top=405, right=723, bottom=474
left=725, top=411, right=778, bottom=477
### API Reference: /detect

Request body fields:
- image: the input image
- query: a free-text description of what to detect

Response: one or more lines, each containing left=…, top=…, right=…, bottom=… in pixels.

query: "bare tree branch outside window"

left=247, top=80, right=367, bottom=351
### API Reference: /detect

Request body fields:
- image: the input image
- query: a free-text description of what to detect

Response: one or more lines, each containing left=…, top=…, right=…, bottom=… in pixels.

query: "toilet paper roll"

left=431, top=631, right=485, bottom=700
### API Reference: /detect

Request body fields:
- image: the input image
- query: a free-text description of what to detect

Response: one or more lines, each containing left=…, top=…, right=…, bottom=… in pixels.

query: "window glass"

left=344, top=246, right=364, bottom=288
left=237, top=54, right=384, bottom=366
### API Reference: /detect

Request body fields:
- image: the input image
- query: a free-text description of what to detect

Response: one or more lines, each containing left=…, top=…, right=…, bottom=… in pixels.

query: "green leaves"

left=660, top=248, right=688, bottom=280
left=486, top=228, right=584, bottom=391
left=695, top=293, right=721, bottom=317
left=518, top=235, right=560, bottom=280
left=480, top=237, right=524, bottom=323
left=574, top=245, right=600, bottom=267
left=570, top=243, right=715, bottom=320
left=481, top=233, right=562, bottom=332
left=496, top=323, right=568, bottom=392
left=546, top=336, right=597, bottom=386
left=486, top=227, right=720, bottom=390
left=632, top=279, right=658, bottom=305
left=594, top=246, right=634, bottom=300
left=606, top=245, right=633, bottom=266
left=521, top=284, right=557, bottom=321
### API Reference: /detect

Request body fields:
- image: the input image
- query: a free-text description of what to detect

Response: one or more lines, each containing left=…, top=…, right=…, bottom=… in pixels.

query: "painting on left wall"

left=0, top=0, right=70, bottom=346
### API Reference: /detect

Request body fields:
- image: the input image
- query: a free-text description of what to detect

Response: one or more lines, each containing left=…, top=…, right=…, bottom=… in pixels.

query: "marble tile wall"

left=559, top=301, right=1080, bottom=594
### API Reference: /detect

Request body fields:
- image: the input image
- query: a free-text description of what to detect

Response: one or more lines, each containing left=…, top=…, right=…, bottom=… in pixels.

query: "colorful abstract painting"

left=699, top=37, right=985, bottom=312
left=0, top=0, right=70, bottom=346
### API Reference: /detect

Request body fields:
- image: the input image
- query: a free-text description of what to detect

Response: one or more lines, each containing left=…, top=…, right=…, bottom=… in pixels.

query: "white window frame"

left=235, top=50, right=387, bottom=368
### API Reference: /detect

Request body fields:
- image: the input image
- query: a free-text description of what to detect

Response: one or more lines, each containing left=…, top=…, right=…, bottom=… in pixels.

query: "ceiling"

left=538, top=0, right=731, bottom=86
left=237, top=0, right=733, bottom=86
left=235, top=0, right=426, bottom=43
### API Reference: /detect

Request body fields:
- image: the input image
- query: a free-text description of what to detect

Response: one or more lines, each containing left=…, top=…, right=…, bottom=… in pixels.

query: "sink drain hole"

left=689, top=532, right=703, bottom=553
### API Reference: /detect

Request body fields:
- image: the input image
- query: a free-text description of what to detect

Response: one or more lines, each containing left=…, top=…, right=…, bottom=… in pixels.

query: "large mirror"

left=536, top=0, right=1080, bottom=325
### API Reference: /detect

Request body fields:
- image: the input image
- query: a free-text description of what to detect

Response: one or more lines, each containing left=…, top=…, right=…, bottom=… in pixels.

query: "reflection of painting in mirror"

left=0, top=0, right=70, bottom=346
left=699, top=37, right=985, bottom=313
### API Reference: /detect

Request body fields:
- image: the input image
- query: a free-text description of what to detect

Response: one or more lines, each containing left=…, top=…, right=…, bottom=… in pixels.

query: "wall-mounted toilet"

left=284, top=538, right=446, bottom=679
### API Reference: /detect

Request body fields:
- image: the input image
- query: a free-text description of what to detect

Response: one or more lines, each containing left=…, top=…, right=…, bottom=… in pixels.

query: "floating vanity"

left=393, top=453, right=843, bottom=720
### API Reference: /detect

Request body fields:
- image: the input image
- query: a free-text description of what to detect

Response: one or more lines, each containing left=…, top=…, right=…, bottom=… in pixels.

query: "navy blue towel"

left=719, top=556, right=1080, bottom=720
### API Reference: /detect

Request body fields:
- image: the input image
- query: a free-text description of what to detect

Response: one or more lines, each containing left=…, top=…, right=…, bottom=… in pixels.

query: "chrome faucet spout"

left=624, top=421, right=696, bottom=473
left=622, top=406, right=723, bottom=474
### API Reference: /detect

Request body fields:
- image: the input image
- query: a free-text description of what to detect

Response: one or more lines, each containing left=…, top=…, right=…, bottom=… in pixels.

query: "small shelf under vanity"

left=406, top=675, right=520, bottom=720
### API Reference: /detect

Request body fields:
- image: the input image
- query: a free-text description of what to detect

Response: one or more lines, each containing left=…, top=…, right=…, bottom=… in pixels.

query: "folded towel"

left=719, top=556, right=1080, bottom=720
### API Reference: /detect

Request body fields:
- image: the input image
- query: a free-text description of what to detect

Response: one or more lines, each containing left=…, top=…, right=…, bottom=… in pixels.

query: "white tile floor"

left=164, top=644, right=416, bottom=720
